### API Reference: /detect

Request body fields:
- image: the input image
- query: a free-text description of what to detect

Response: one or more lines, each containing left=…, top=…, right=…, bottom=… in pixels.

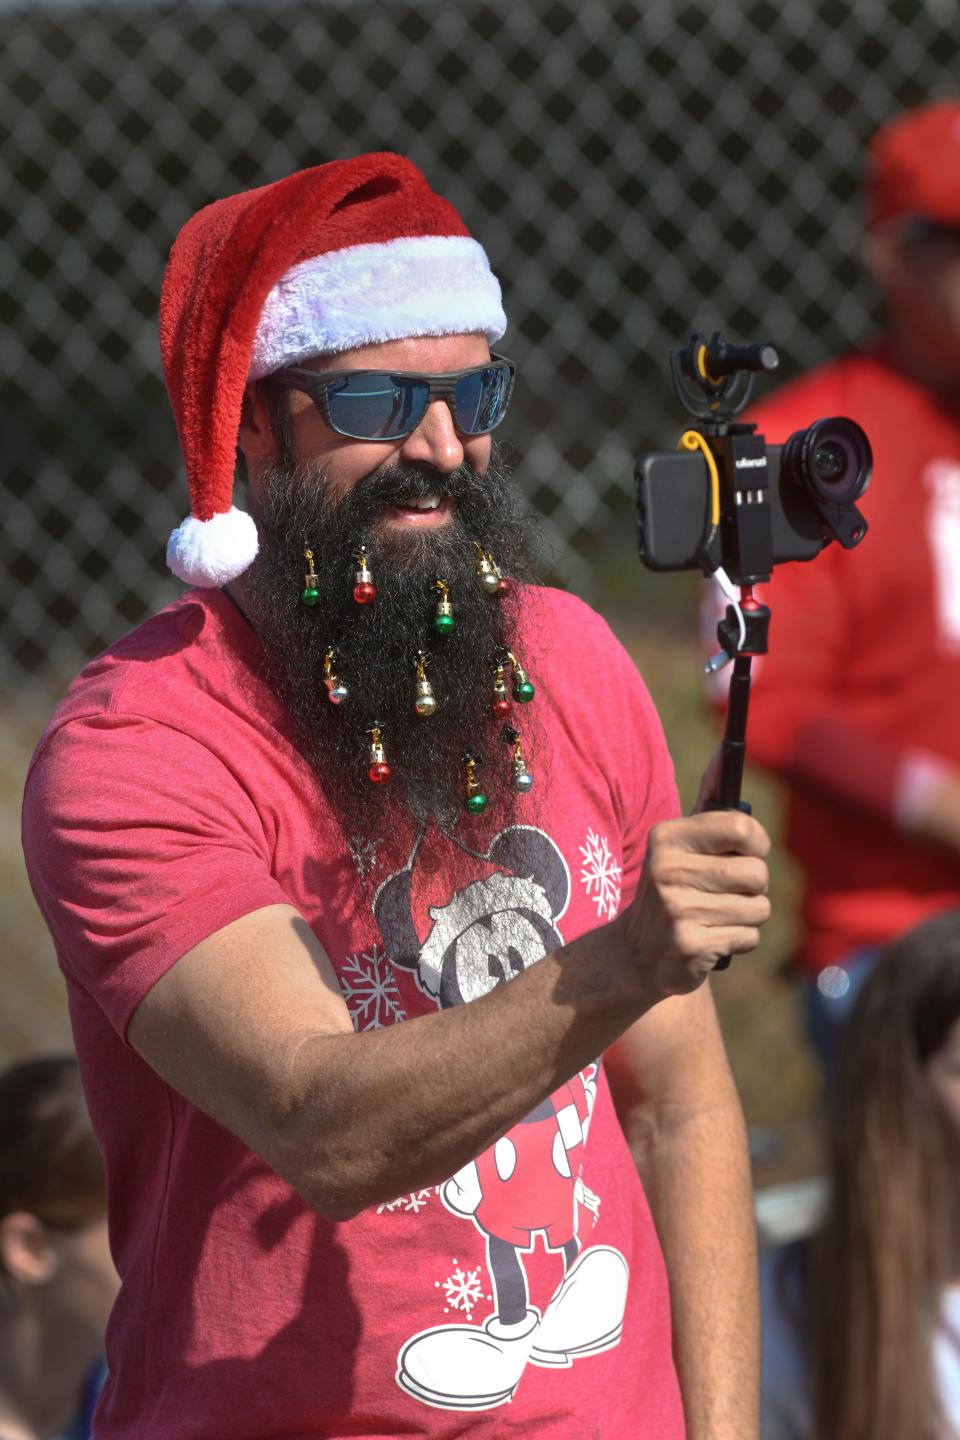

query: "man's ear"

left=0, top=1212, right=59, bottom=1288
left=238, top=381, right=278, bottom=468
left=863, top=219, right=900, bottom=291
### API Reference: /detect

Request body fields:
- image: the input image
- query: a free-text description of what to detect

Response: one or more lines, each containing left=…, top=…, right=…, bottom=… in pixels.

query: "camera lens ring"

left=811, top=440, right=846, bottom=483
left=782, top=417, right=872, bottom=505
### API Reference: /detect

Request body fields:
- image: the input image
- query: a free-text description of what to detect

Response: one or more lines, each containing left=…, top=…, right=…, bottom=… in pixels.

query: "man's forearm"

left=270, top=807, right=769, bottom=1222
left=278, top=914, right=655, bottom=1218
left=635, top=1097, right=759, bottom=1440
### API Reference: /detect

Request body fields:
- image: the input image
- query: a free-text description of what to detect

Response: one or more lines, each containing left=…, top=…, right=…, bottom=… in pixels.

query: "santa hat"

left=160, top=153, right=507, bottom=587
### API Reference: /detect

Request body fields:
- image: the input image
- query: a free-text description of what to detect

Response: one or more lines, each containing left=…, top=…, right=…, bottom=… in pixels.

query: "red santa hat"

left=160, top=152, right=507, bottom=587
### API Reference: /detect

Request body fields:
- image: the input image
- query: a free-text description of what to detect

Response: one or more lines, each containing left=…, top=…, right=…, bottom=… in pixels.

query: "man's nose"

left=397, top=398, right=464, bottom=473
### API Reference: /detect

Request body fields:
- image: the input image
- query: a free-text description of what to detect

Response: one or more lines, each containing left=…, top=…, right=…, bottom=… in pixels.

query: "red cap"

left=866, top=99, right=960, bottom=229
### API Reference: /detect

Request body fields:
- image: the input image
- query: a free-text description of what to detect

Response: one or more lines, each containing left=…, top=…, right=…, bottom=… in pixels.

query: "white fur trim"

left=166, top=507, right=259, bottom=587
left=248, top=235, right=506, bottom=379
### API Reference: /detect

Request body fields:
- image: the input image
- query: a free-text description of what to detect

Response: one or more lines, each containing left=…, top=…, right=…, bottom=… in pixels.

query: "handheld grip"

left=704, top=654, right=755, bottom=971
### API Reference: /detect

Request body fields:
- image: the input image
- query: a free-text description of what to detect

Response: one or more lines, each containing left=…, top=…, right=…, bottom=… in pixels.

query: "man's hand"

left=902, top=761, right=960, bottom=856
left=619, top=790, right=771, bottom=997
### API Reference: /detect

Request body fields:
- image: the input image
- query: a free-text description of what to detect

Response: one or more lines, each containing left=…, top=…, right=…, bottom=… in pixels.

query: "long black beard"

left=240, top=443, right=547, bottom=853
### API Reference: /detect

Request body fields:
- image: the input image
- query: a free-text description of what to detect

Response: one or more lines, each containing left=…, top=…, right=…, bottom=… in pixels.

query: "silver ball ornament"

left=329, top=685, right=349, bottom=705
left=480, top=570, right=501, bottom=594
left=513, top=770, right=534, bottom=793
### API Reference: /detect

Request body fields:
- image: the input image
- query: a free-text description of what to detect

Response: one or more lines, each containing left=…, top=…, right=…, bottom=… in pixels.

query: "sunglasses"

left=271, top=353, right=516, bottom=442
left=899, top=216, right=960, bottom=247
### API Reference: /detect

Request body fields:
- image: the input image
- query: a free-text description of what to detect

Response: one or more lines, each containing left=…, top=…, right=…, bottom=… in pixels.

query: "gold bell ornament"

left=413, top=652, right=437, bottom=716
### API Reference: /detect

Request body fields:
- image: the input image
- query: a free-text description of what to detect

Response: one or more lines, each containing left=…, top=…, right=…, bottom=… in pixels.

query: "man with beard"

left=22, top=154, right=769, bottom=1439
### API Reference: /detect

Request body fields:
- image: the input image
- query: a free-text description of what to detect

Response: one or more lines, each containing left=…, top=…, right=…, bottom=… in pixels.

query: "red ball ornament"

left=353, top=581, right=377, bottom=604
left=493, top=698, right=512, bottom=717
left=368, top=761, right=392, bottom=784
left=496, top=577, right=510, bottom=596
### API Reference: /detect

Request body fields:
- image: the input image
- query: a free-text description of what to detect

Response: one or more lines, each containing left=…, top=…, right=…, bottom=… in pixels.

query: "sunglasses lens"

left=454, top=365, right=513, bottom=435
left=325, top=373, right=430, bottom=439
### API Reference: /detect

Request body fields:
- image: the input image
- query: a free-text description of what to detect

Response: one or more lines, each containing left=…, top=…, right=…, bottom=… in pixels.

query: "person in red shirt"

left=741, top=101, right=960, bottom=1068
left=22, top=155, right=770, bottom=1438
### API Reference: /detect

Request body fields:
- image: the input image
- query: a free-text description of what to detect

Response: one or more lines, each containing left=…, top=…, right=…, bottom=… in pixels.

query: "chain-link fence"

left=3, top=0, right=958, bottom=1172
left=5, top=0, right=959, bottom=686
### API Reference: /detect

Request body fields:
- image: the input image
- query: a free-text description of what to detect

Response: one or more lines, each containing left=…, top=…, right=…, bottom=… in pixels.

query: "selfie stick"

left=706, top=587, right=771, bottom=806
left=703, top=588, right=771, bottom=969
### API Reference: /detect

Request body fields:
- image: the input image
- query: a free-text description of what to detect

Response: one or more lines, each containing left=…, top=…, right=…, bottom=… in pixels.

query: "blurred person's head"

left=0, top=1055, right=117, bottom=1348
left=812, top=910, right=960, bottom=1440
left=863, top=100, right=960, bottom=397
left=159, top=154, right=546, bottom=841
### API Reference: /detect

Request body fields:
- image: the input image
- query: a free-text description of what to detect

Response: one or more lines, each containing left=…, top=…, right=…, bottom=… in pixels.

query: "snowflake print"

left=579, top=829, right=622, bottom=920
left=377, top=1186, right=441, bottom=1216
left=339, top=945, right=406, bottom=1031
left=376, top=1196, right=406, bottom=1215
left=436, top=1263, right=484, bottom=1318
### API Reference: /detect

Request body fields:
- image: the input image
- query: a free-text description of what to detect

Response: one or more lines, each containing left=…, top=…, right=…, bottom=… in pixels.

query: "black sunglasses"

left=899, top=216, right=960, bottom=246
left=271, top=353, right=516, bottom=442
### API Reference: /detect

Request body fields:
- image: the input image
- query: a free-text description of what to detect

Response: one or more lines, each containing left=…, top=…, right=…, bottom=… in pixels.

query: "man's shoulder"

left=527, top=585, right=621, bottom=652
left=526, top=585, right=656, bottom=718
left=32, top=589, right=255, bottom=757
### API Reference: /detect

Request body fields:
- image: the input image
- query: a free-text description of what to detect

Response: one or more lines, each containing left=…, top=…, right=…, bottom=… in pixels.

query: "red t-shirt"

left=22, top=586, right=685, bottom=1439
left=744, top=344, right=960, bottom=974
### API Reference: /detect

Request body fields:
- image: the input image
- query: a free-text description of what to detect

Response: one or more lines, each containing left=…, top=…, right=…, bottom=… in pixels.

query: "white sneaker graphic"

left=397, top=1308, right=539, bottom=1410
left=529, top=1246, right=628, bottom=1368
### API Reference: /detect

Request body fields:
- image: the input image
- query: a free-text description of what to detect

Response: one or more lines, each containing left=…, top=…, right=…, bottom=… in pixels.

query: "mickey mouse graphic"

left=374, top=824, right=629, bottom=1412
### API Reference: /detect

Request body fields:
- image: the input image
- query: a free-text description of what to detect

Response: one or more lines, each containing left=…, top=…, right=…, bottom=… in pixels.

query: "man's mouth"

left=402, top=495, right=442, bottom=510
left=383, top=495, right=453, bottom=526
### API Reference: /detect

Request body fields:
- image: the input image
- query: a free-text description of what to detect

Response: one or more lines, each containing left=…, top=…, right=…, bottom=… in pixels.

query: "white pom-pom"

left=166, top=507, right=259, bottom=587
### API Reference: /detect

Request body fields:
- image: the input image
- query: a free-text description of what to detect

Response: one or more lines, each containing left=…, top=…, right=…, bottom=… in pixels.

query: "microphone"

left=679, top=332, right=780, bottom=385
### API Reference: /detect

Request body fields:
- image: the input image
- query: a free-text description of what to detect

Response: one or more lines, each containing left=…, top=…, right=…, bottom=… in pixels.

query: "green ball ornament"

left=514, top=681, right=535, bottom=702
left=432, top=613, right=455, bottom=635
left=466, top=793, right=487, bottom=814
left=301, top=588, right=319, bottom=606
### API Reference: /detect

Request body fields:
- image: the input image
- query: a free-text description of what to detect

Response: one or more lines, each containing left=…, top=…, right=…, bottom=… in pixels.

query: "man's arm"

left=127, top=808, right=770, bottom=1220
left=605, top=985, right=758, bottom=1440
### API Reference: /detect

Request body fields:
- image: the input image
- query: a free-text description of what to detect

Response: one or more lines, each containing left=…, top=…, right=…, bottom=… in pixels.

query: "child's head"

left=815, top=910, right=960, bottom=1440
left=0, top=1055, right=118, bottom=1341
left=835, top=909, right=960, bottom=1167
